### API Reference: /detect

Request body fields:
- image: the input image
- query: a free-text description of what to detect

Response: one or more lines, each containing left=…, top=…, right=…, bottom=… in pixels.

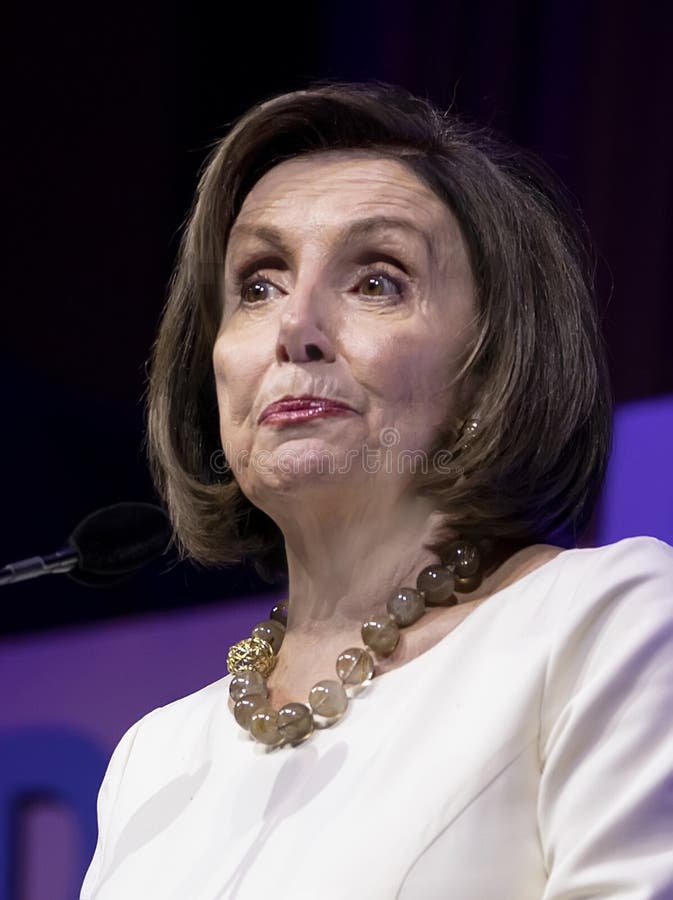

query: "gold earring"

left=456, top=416, right=479, bottom=451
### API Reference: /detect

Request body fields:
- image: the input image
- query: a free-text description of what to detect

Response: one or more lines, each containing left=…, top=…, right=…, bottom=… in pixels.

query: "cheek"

left=212, top=336, right=264, bottom=428
left=345, top=328, right=402, bottom=395
left=347, top=326, right=449, bottom=406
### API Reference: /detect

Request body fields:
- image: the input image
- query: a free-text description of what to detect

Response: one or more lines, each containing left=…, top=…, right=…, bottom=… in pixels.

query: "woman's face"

left=213, top=151, right=477, bottom=512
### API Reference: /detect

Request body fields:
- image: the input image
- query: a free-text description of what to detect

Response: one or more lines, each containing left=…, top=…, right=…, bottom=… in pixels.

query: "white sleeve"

left=79, top=717, right=144, bottom=900
left=538, top=537, right=673, bottom=899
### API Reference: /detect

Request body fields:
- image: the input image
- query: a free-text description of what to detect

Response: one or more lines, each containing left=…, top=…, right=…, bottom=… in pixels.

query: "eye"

left=240, top=277, right=282, bottom=305
left=357, top=271, right=403, bottom=300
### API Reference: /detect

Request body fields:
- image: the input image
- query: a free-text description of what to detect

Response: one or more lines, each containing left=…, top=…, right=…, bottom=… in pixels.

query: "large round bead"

left=233, top=694, right=266, bottom=730
left=229, top=669, right=267, bottom=703
left=454, top=573, right=482, bottom=592
left=277, top=703, right=314, bottom=744
left=251, top=619, right=285, bottom=654
left=269, top=599, right=289, bottom=626
left=386, top=587, right=425, bottom=627
left=361, top=614, right=400, bottom=655
left=226, top=636, right=276, bottom=676
left=308, top=680, right=348, bottom=720
left=444, top=540, right=480, bottom=578
left=416, top=564, right=457, bottom=606
left=336, top=647, right=375, bottom=686
left=249, top=706, right=283, bottom=746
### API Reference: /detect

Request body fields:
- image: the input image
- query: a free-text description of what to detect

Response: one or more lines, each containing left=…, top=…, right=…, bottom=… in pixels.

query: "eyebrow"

left=228, top=215, right=437, bottom=263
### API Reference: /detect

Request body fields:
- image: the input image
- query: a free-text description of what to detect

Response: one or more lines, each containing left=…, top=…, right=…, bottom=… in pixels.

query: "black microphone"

left=0, top=502, right=173, bottom=587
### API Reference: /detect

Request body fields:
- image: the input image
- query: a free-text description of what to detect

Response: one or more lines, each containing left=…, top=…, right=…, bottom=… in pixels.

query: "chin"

left=239, top=444, right=372, bottom=506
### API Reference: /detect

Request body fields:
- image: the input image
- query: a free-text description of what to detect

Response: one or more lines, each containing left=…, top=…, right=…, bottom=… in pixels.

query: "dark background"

left=2, top=1, right=672, bottom=634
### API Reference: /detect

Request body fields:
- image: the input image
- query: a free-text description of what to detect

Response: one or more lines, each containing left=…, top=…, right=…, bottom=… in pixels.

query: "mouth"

left=258, top=395, right=356, bottom=426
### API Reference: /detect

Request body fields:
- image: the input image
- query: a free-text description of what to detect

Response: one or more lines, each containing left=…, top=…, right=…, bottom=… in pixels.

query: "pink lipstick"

left=258, top=396, right=355, bottom=425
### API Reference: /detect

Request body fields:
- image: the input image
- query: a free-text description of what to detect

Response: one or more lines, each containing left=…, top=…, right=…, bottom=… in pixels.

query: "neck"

left=263, top=491, right=452, bottom=705
left=286, top=497, right=444, bottom=627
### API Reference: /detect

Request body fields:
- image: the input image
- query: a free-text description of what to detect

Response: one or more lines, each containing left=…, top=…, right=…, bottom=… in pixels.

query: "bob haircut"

left=146, top=81, right=612, bottom=576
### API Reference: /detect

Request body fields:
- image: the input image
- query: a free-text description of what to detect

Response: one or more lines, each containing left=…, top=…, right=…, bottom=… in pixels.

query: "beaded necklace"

left=226, top=537, right=487, bottom=748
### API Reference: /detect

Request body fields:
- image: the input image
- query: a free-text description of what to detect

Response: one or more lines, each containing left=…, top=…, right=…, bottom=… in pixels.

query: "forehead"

left=229, top=152, right=463, bottom=252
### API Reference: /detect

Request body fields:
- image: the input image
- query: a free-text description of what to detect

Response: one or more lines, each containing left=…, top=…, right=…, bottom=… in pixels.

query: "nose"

left=276, top=283, right=336, bottom=364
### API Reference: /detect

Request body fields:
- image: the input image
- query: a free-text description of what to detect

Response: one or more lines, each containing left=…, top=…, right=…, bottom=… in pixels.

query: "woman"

left=81, top=83, right=673, bottom=899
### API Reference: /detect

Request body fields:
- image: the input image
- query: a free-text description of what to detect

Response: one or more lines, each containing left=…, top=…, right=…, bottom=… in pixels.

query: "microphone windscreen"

left=67, top=502, right=173, bottom=585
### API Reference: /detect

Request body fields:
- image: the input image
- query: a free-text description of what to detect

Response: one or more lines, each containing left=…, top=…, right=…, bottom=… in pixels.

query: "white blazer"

left=81, top=536, right=673, bottom=899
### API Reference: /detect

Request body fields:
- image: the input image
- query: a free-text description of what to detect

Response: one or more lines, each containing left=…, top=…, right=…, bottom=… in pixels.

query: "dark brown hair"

left=146, top=81, right=612, bottom=575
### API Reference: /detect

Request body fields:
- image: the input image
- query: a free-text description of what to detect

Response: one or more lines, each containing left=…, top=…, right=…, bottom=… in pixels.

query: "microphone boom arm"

left=0, top=547, right=79, bottom=586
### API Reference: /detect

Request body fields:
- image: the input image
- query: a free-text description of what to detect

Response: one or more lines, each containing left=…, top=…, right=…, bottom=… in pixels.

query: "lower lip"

left=260, top=406, right=354, bottom=426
